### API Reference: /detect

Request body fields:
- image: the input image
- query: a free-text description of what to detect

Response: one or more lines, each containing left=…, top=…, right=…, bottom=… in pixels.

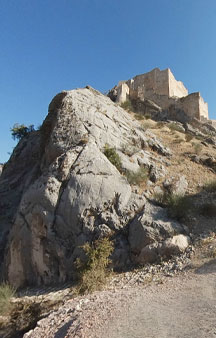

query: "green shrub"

left=173, top=136, right=184, bottom=143
left=134, top=113, right=144, bottom=121
left=141, top=121, right=153, bottom=131
left=167, top=194, right=192, bottom=219
left=185, top=133, right=193, bottom=142
left=154, top=191, right=192, bottom=219
left=193, top=143, right=202, bottom=154
left=156, top=121, right=166, bottom=129
left=168, top=122, right=184, bottom=133
left=120, top=100, right=133, bottom=111
left=75, top=237, right=114, bottom=295
left=202, top=180, right=216, bottom=192
left=103, top=144, right=122, bottom=172
left=125, top=167, right=148, bottom=185
left=144, top=113, right=151, bottom=120
left=11, top=124, right=35, bottom=141
left=0, top=283, right=16, bottom=315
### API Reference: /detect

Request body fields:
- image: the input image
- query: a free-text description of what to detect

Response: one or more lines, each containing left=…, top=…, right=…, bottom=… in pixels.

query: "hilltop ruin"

left=109, top=68, right=215, bottom=126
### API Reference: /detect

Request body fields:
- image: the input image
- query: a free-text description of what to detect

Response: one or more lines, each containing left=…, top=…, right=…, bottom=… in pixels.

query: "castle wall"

left=199, top=96, right=208, bottom=120
left=116, top=82, right=129, bottom=103
left=176, top=93, right=208, bottom=120
left=127, top=68, right=169, bottom=98
left=114, top=68, right=209, bottom=123
left=168, top=69, right=188, bottom=98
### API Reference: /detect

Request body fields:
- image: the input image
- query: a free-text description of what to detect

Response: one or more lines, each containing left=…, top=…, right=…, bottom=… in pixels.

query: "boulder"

left=163, top=175, right=188, bottom=196
left=128, top=201, right=184, bottom=255
left=137, top=243, right=159, bottom=264
left=159, top=234, right=190, bottom=258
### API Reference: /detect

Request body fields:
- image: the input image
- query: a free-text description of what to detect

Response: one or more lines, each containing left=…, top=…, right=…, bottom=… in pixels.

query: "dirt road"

left=104, top=260, right=216, bottom=338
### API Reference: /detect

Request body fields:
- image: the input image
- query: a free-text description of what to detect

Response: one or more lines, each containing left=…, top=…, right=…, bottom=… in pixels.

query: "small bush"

left=103, top=144, right=122, bottom=172
left=168, top=122, right=184, bottom=133
left=193, top=143, right=202, bottom=155
left=202, top=180, right=216, bottom=192
left=125, top=167, right=148, bottom=185
left=173, top=136, right=184, bottom=144
left=167, top=194, right=192, bottom=219
left=120, top=100, right=133, bottom=112
left=134, top=113, right=144, bottom=121
left=75, top=237, right=114, bottom=295
left=156, top=121, right=166, bottom=129
left=0, top=283, right=16, bottom=315
left=141, top=121, right=153, bottom=131
left=121, top=144, right=139, bottom=157
left=185, top=133, right=193, bottom=142
left=144, top=113, right=151, bottom=120
left=154, top=191, right=192, bottom=219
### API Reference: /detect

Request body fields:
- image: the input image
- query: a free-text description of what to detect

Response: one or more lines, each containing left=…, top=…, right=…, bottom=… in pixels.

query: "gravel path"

left=24, top=259, right=216, bottom=338
left=104, top=260, right=216, bottom=338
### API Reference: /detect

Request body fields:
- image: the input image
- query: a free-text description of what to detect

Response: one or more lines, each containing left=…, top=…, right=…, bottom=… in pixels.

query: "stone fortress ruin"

left=112, top=68, right=214, bottom=125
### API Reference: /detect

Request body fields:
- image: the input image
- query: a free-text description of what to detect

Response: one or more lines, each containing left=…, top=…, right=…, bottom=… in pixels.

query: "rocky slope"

left=0, top=85, right=216, bottom=291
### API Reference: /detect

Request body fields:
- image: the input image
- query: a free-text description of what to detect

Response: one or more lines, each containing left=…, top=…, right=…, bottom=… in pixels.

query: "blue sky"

left=1, top=0, right=216, bottom=163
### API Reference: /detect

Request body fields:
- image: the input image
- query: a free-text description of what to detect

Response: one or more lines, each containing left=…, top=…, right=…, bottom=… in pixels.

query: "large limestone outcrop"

left=0, top=86, right=185, bottom=288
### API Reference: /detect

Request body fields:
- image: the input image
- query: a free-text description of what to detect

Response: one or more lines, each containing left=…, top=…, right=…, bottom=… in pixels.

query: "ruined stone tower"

left=115, top=68, right=209, bottom=122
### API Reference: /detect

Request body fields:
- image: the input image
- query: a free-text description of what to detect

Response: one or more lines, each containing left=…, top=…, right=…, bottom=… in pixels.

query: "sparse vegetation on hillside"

left=134, top=113, right=145, bottom=121
left=154, top=191, right=193, bottom=219
left=120, top=100, right=134, bottom=111
left=0, top=283, right=16, bottom=315
left=75, top=237, right=114, bottom=295
left=141, top=120, right=154, bottom=131
left=193, top=142, right=202, bottom=154
left=185, top=133, right=193, bottom=142
left=125, top=167, right=148, bottom=185
left=167, top=122, right=184, bottom=133
left=121, top=144, right=139, bottom=157
left=202, top=180, right=216, bottom=192
left=103, top=144, right=122, bottom=172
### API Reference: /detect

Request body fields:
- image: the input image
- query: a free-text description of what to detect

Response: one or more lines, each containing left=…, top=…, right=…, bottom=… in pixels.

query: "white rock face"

left=0, top=86, right=174, bottom=287
left=160, top=234, right=190, bottom=257
left=128, top=202, right=184, bottom=263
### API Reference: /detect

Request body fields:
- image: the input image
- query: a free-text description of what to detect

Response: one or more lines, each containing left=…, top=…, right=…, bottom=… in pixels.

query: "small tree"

left=11, top=123, right=35, bottom=141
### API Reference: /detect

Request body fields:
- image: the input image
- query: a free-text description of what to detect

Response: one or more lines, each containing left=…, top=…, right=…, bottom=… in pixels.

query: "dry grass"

left=202, top=180, right=216, bottom=193
left=125, top=167, right=148, bottom=185
left=120, top=100, right=134, bottom=112
left=0, top=283, right=16, bottom=315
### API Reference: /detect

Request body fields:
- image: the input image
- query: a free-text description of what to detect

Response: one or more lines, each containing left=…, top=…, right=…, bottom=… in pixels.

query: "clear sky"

left=1, top=0, right=216, bottom=163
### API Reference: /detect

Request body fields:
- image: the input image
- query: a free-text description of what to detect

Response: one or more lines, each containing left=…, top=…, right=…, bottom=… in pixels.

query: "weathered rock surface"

left=163, top=175, right=188, bottom=196
left=189, top=154, right=216, bottom=172
left=128, top=202, right=185, bottom=264
left=0, top=86, right=184, bottom=288
left=159, top=234, right=190, bottom=258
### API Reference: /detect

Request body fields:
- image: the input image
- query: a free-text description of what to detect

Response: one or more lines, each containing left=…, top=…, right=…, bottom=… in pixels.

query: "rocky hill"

left=0, top=80, right=216, bottom=337
left=1, top=84, right=216, bottom=290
